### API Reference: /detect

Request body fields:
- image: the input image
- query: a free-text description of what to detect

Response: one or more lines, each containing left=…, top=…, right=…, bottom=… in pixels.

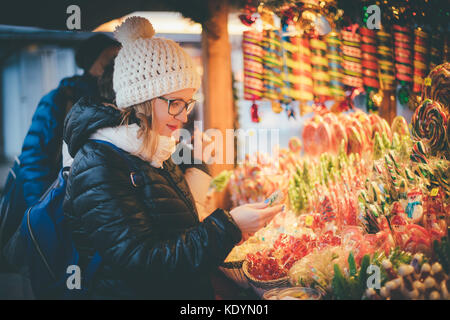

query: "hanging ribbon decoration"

left=410, top=27, right=429, bottom=110
left=325, top=31, right=345, bottom=103
left=243, top=30, right=264, bottom=123
left=360, top=27, right=380, bottom=113
left=262, top=29, right=284, bottom=114
left=292, top=33, right=314, bottom=115
left=341, top=25, right=363, bottom=110
left=377, top=28, right=396, bottom=92
left=310, top=34, right=330, bottom=110
left=281, top=23, right=297, bottom=119
left=393, top=24, right=413, bottom=106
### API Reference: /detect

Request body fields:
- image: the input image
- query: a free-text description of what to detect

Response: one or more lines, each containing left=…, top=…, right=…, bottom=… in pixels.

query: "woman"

left=63, top=17, right=283, bottom=299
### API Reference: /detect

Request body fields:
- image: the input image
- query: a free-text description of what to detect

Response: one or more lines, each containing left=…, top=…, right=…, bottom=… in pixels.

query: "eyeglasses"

left=157, top=96, right=196, bottom=117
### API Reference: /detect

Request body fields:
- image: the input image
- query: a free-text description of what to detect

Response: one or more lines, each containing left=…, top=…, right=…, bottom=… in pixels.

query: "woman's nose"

left=176, top=108, right=188, bottom=123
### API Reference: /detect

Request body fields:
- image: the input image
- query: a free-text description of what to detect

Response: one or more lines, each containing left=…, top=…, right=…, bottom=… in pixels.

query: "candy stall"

left=213, top=0, right=450, bottom=300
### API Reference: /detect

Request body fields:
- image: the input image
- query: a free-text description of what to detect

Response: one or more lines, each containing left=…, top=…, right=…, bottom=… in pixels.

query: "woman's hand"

left=230, top=202, right=284, bottom=237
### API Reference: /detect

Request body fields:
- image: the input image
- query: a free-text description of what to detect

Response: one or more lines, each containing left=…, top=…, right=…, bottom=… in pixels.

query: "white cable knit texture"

left=113, top=17, right=201, bottom=109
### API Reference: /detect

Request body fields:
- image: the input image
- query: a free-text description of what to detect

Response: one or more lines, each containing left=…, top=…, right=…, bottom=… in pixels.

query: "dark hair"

left=75, top=34, right=120, bottom=72
left=97, top=60, right=115, bottom=102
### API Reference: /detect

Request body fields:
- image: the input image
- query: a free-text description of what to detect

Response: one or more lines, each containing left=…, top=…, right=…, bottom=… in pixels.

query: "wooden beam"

left=201, top=0, right=234, bottom=210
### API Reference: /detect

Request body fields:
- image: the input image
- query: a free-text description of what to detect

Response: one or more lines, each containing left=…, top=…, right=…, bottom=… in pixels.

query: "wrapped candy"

left=243, top=30, right=264, bottom=101
left=393, top=25, right=413, bottom=105
left=262, top=29, right=283, bottom=113
left=412, top=28, right=429, bottom=94
left=325, top=31, right=345, bottom=101
left=360, top=27, right=380, bottom=112
left=412, top=99, right=448, bottom=155
left=341, top=30, right=363, bottom=88
left=377, top=29, right=396, bottom=91
left=310, top=37, right=330, bottom=99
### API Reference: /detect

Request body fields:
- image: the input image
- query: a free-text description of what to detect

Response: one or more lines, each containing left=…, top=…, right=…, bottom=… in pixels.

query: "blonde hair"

left=116, top=99, right=159, bottom=160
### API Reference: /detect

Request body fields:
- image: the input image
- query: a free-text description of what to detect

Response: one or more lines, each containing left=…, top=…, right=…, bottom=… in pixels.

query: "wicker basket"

left=219, top=260, right=249, bottom=289
left=242, top=260, right=290, bottom=291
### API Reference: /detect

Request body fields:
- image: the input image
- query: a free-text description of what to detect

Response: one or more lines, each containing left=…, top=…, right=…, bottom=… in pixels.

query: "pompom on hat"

left=113, top=16, right=201, bottom=109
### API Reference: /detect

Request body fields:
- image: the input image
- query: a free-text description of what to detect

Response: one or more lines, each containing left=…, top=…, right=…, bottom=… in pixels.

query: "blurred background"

left=0, top=4, right=418, bottom=192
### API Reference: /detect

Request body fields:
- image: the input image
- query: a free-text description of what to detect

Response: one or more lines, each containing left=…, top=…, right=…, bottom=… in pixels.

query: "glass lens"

left=168, top=99, right=186, bottom=115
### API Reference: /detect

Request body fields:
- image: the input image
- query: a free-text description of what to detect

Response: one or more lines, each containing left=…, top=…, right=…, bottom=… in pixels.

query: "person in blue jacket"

left=0, top=34, right=120, bottom=253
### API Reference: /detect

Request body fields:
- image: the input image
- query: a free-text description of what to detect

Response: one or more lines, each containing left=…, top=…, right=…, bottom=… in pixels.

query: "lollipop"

left=412, top=99, right=448, bottom=155
left=341, top=30, right=363, bottom=88
left=243, top=30, right=264, bottom=101
left=325, top=31, right=345, bottom=101
left=421, top=62, right=450, bottom=111
left=412, top=28, right=429, bottom=94
left=360, top=27, right=380, bottom=112
left=310, top=37, right=330, bottom=99
left=377, top=29, right=396, bottom=90
left=262, top=29, right=283, bottom=112
left=393, top=25, right=413, bottom=105
left=410, top=140, right=429, bottom=164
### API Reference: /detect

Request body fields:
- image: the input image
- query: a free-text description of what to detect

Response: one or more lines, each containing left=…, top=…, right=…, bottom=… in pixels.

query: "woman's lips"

left=167, top=124, right=178, bottom=131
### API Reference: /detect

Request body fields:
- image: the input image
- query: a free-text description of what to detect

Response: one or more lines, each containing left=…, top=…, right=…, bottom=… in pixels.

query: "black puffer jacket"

left=63, top=97, right=242, bottom=300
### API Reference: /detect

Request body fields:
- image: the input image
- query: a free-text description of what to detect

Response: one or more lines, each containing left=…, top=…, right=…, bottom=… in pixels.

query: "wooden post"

left=379, top=89, right=397, bottom=124
left=201, top=0, right=234, bottom=210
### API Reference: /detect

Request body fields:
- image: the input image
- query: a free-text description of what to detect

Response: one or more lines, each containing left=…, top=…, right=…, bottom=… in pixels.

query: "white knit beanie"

left=112, top=16, right=202, bottom=109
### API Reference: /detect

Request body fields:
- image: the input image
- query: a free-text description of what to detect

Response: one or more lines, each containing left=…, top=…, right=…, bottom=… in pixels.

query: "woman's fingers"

left=245, top=201, right=268, bottom=209
left=260, top=204, right=284, bottom=218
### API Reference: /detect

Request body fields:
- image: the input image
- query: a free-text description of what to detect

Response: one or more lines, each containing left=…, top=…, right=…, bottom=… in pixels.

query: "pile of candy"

left=246, top=232, right=341, bottom=281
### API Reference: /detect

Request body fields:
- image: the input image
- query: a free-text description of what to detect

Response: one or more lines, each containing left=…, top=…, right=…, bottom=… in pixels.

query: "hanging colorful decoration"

left=243, top=30, right=264, bottom=123
left=238, top=0, right=259, bottom=26
left=393, top=24, right=414, bottom=106
left=325, top=31, right=345, bottom=102
left=296, top=35, right=314, bottom=113
left=360, top=27, right=380, bottom=113
left=377, top=28, right=396, bottom=91
left=281, top=33, right=302, bottom=119
left=412, top=28, right=429, bottom=96
left=310, top=36, right=330, bottom=103
left=262, top=29, right=284, bottom=114
left=340, top=29, right=363, bottom=89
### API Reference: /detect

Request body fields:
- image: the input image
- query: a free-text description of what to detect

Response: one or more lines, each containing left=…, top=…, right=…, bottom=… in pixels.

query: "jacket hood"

left=63, top=96, right=123, bottom=157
